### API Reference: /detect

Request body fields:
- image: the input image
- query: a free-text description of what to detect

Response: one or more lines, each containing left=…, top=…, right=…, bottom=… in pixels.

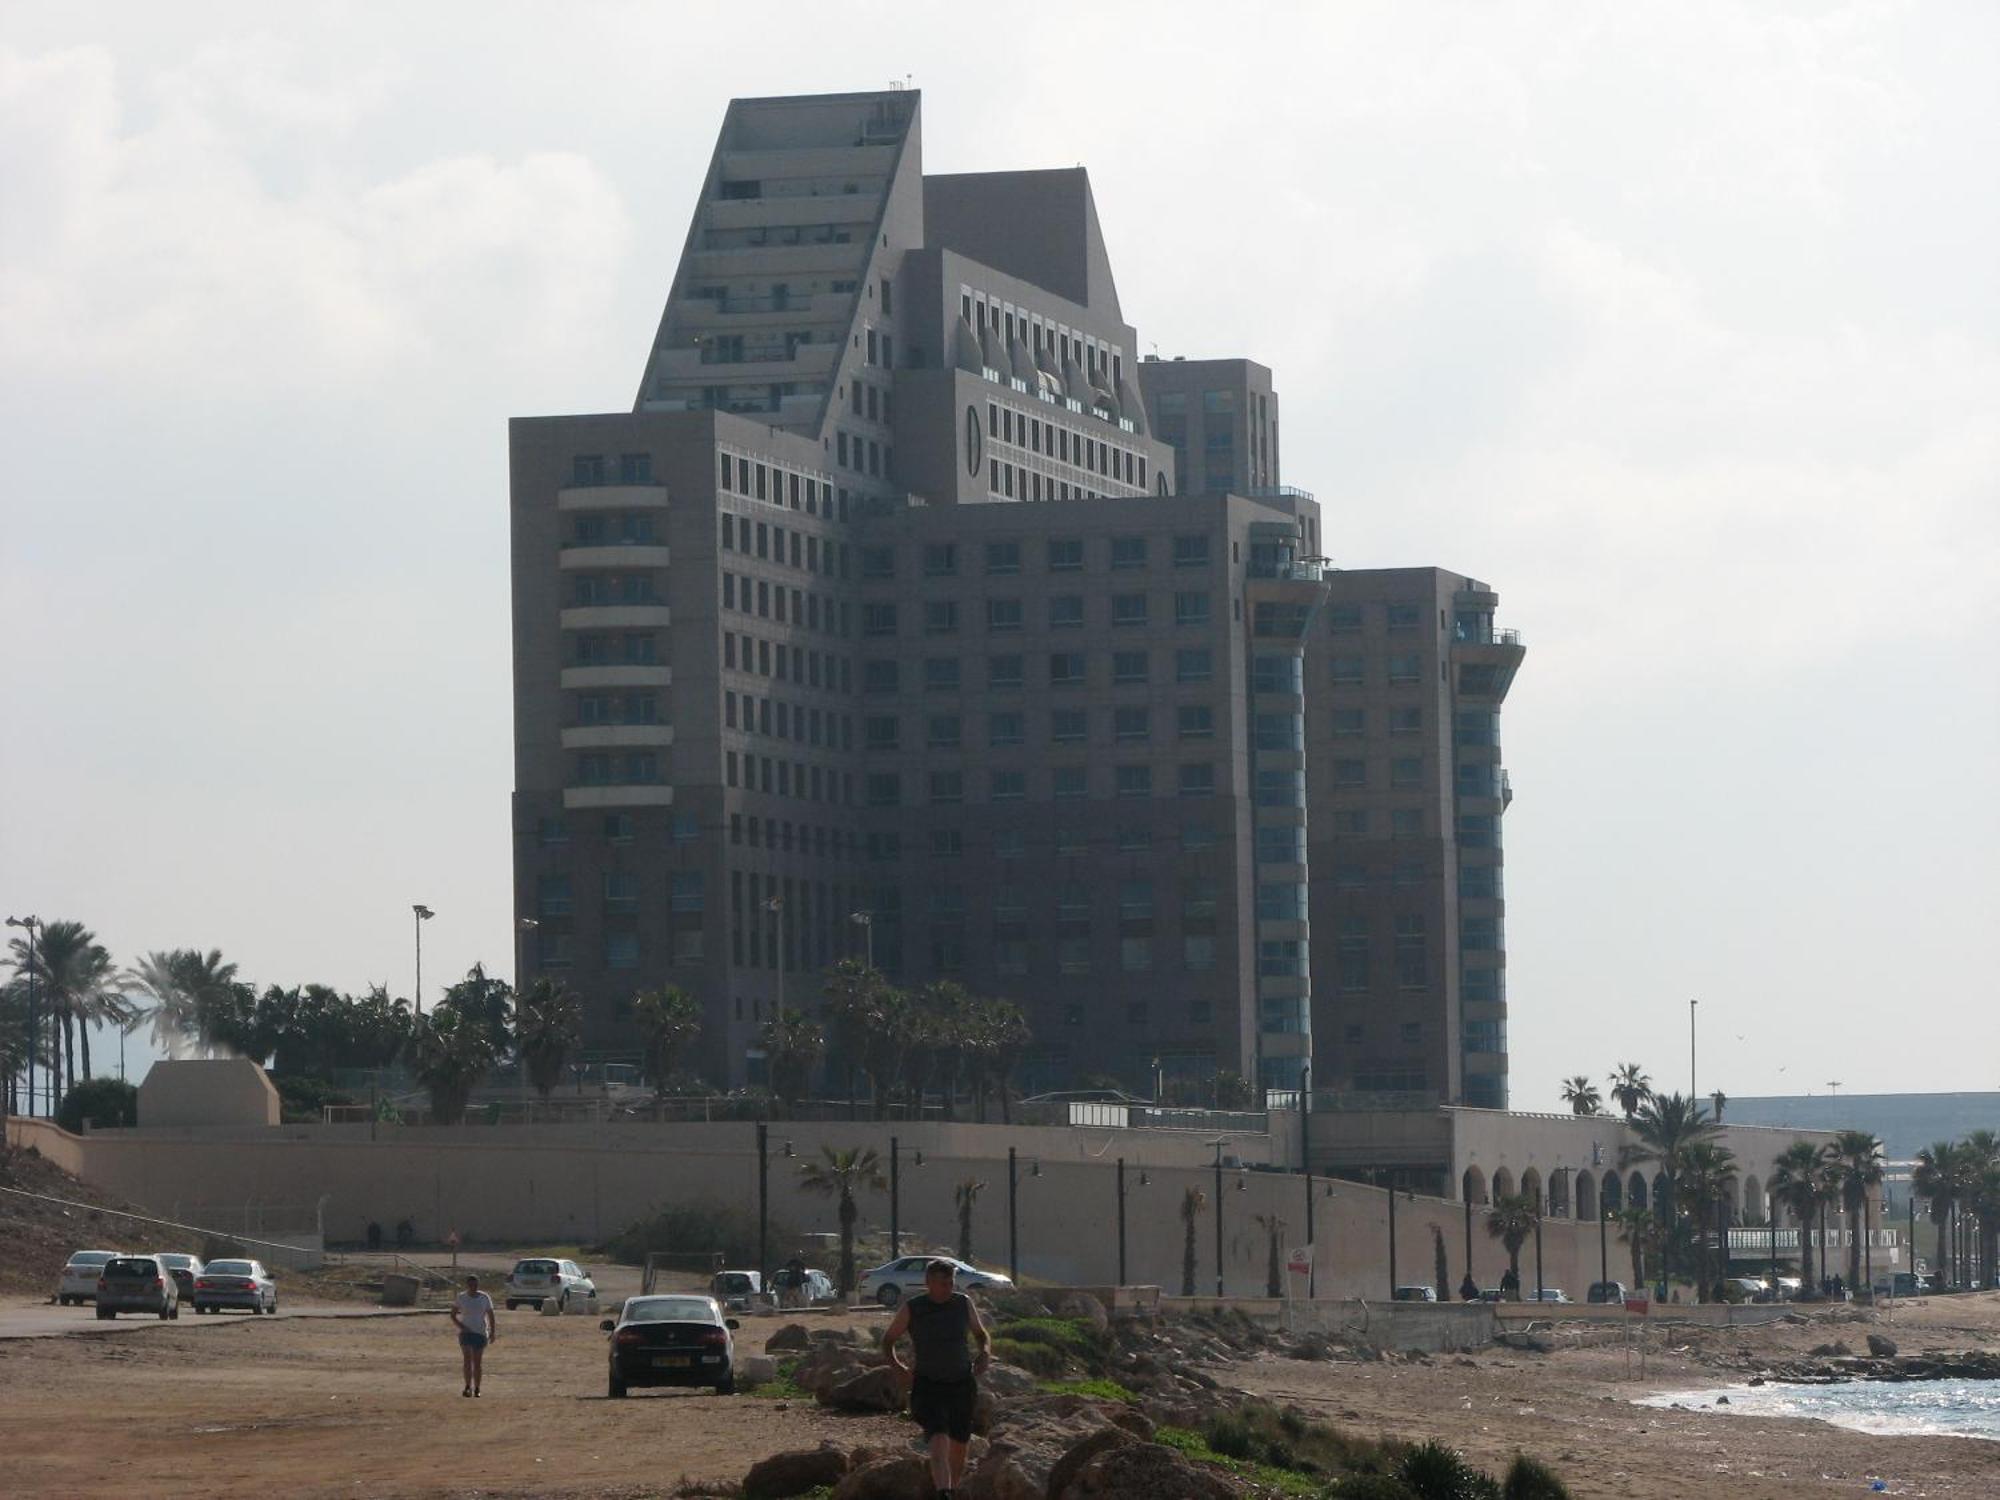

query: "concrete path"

left=0, top=1300, right=439, bottom=1341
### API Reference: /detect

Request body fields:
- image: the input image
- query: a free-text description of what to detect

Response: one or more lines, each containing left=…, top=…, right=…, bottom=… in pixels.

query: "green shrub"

left=1501, top=1454, right=1572, bottom=1499
left=990, top=1337, right=1069, bottom=1377
left=1398, top=1440, right=1500, bottom=1500
left=56, top=1078, right=137, bottom=1133
left=1036, top=1378, right=1137, bottom=1403
left=1332, top=1478, right=1421, bottom=1500
left=1207, top=1413, right=1257, bottom=1460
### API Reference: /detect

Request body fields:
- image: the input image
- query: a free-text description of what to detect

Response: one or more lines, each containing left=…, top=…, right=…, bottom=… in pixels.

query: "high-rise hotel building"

left=510, top=90, right=1523, bottom=1106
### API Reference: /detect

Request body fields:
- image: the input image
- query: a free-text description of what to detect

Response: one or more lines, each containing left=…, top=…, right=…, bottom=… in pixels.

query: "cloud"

left=0, top=42, right=632, bottom=398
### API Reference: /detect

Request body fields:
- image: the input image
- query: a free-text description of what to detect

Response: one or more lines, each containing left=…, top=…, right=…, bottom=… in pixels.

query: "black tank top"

left=906, top=1291, right=973, bottom=1381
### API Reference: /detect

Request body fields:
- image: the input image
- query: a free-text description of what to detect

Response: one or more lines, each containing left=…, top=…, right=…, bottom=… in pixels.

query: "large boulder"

left=957, top=1452, right=1043, bottom=1500
left=742, top=1444, right=852, bottom=1499
left=737, top=1353, right=780, bottom=1386
left=982, top=1361, right=1039, bottom=1396
left=1054, top=1292, right=1110, bottom=1334
left=1054, top=1442, right=1246, bottom=1499
left=820, top=1365, right=906, bottom=1414
left=1867, top=1333, right=1899, bottom=1359
left=766, top=1323, right=813, bottom=1353
left=1044, top=1426, right=1137, bottom=1499
left=832, top=1455, right=932, bottom=1500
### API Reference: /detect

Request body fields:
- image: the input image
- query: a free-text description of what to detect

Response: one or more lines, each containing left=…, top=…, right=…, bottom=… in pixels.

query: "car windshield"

left=715, top=1273, right=754, bottom=1291
left=67, top=1252, right=117, bottom=1267
left=624, top=1297, right=716, bottom=1324
left=516, top=1260, right=560, bottom=1275
left=158, top=1255, right=196, bottom=1269
left=208, top=1261, right=254, bottom=1275
left=105, top=1259, right=157, bottom=1277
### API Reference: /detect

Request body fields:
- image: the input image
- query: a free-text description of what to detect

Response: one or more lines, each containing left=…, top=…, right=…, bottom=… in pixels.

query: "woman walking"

left=451, top=1273, right=497, bottom=1396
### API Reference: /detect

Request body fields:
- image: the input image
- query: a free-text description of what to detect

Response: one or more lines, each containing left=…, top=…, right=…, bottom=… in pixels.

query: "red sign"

left=1624, top=1296, right=1650, bottom=1316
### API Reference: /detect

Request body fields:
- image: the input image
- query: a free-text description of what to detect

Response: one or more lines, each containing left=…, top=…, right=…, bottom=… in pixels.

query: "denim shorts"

left=459, top=1329, right=489, bottom=1351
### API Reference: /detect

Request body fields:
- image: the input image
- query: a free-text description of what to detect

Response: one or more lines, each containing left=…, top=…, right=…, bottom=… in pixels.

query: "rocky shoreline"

left=1735, top=1332, right=2000, bottom=1387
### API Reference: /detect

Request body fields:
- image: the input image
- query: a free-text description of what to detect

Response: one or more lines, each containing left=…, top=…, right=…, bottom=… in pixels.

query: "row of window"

left=569, top=511, right=656, bottom=546
left=537, top=870, right=705, bottom=917
left=864, top=762, right=1220, bottom=805
left=834, top=428, right=892, bottom=479
left=724, top=690, right=853, bottom=751
left=722, top=632, right=853, bottom=695
left=860, top=648, right=1217, bottom=693
left=961, top=288, right=1125, bottom=392
left=862, top=533, right=1210, bottom=579
left=535, top=812, right=700, bottom=845
left=859, top=591, right=1213, bottom=637
left=1340, top=1021, right=1429, bottom=1046
left=571, top=573, right=660, bottom=607
left=986, top=401, right=1146, bottom=490
left=1326, top=757, right=1432, bottom=791
left=866, top=821, right=1224, bottom=861
left=719, top=511, right=849, bottom=580
left=862, top=704, right=1218, bottom=751
left=570, top=453, right=653, bottom=487
left=716, top=451, right=842, bottom=520
left=1327, top=601, right=1434, bottom=633
left=725, top=750, right=851, bottom=806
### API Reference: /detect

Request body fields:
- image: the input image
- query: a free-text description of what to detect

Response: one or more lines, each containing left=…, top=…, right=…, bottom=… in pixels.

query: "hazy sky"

left=3, top=2, right=1995, bottom=1108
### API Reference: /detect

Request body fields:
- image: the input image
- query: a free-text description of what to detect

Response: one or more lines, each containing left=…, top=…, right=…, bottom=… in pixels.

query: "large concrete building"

left=510, top=89, right=1522, bottom=1105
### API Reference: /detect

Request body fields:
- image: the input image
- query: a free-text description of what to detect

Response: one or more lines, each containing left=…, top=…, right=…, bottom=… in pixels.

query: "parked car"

left=1392, top=1285, right=1438, bottom=1302
left=1722, top=1277, right=1770, bottom=1303
left=1585, top=1281, right=1629, bottom=1305
left=192, top=1258, right=277, bottom=1314
left=1523, top=1288, right=1572, bottom=1304
left=503, top=1257, right=595, bottom=1312
left=1475, top=1288, right=1505, bottom=1303
left=95, top=1255, right=179, bottom=1320
left=155, top=1253, right=204, bottom=1302
left=709, top=1269, right=763, bottom=1312
left=1775, top=1276, right=1803, bottom=1299
left=58, top=1250, right=123, bottom=1307
left=856, top=1255, right=1015, bottom=1309
left=603, top=1294, right=738, bottom=1398
left=770, top=1266, right=836, bottom=1308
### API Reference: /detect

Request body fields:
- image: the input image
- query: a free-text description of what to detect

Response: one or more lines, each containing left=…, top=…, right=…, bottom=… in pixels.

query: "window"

left=923, top=542, right=957, bottom=577
left=1109, top=536, right=1147, bottom=570
left=1174, top=591, right=1211, bottom=627
left=986, top=597, right=1022, bottom=632
left=672, top=811, right=699, bottom=842
left=1254, top=601, right=1311, bottom=637
left=863, top=660, right=898, bottom=694
left=990, top=769, right=1025, bottom=800
left=1121, top=939, right=1152, bottom=974
left=1258, top=939, right=1306, bottom=978
left=1113, top=706, right=1150, bottom=742
left=1051, top=707, right=1087, bottom=743
left=1047, top=537, right=1083, bottom=571
left=1333, top=808, right=1369, bottom=835
left=1252, top=653, right=1301, bottom=694
left=1254, top=767, right=1303, bottom=807
left=1334, top=759, right=1366, bottom=788
left=1389, top=706, right=1423, bottom=736
left=984, top=540, right=1021, bottom=575
left=924, top=600, right=958, bottom=635
left=1329, top=708, right=1365, bottom=737
left=1459, top=863, right=1501, bottom=899
left=1386, top=602, right=1423, bottom=631
left=865, top=715, right=899, bottom=750
left=1176, top=648, right=1212, bottom=684
left=1254, top=712, right=1303, bottom=751
left=1327, top=604, right=1362, bottom=633
left=994, top=829, right=1024, bottom=859
left=1391, top=756, right=1423, bottom=788
left=1387, top=653, right=1422, bottom=684
left=537, top=816, right=569, bottom=845
left=1184, top=936, right=1216, bottom=971
left=1111, top=593, right=1148, bottom=627
left=1256, top=882, right=1307, bottom=921
left=1395, top=914, right=1428, bottom=988
left=1115, top=764, right=1152, bottom=798
left=1255, top=824, right=1304, bottom=864
left=1058, top=941, right=1090, bottom=975
left=1331, top=656, right=1366, bottom=686
left=1048, top=595, right=1084, bottom=629
left=988, top=653, right=1024, bottom=689
left=1462, top=915, right=1502, bottom=951
left=989, top=711, right=1024, bottom=747
left=1334, top=863, right=1367, bottom=889
left=1112, top=651, right=1148, bottom=685
left=861, top=546, right=895, bottom=579
left=537, top=873, right=573, bottom=918
left=1336, top=917, right=1369, bottom=991
left=1392, top=808, right=1425, bottom=838
left=863, top=603, right=898, bottom=637
left=1053, top=766, right=1088, bottom=800
left=670, top=872, right=705, bottom=912
left=1055, top=824, right=1086, bottom=856
left=1172, top=534, right=1210, bottom=568
left=924, top=658, right=960, bottom=692
left=866, top=773, right=901, bottom=807
left=605, top=932, right=640, bottom=970
left=1182, top=822, right=1217, bottom=852
left=1049, top=652, right=1086, bottom=687
left=1177, top=763, right=1215, bottom=797
left=929, top=771, right=963, bottom=804
left=927, top=714, right=962, bottom=749
left=1177, top=705, right=1214, bottom=740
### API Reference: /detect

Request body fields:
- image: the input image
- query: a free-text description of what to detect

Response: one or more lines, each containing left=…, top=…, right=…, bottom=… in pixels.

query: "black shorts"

left=909, top=1375, right=977, bottom=1441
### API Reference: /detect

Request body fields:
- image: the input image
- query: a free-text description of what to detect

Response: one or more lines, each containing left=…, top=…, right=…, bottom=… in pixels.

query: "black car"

left=603, top=1295, right=738, bottom=1398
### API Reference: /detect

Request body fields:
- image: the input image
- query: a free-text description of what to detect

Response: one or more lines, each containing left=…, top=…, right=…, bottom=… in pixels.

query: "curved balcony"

left=560, top=725, right=675, bottom=751
left=562, top=785, right=673, bottom=810
left=560, top=665, right=672, bottom=690
left=560, top=545, right=672, bottom=570
left=557, top=484, right=667, bottom=511
left=560, top=605, right=671, bottom=631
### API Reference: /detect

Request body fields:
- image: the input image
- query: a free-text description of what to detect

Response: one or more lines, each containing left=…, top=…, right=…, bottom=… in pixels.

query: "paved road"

left=0, top=1300, right=439, bottom=1341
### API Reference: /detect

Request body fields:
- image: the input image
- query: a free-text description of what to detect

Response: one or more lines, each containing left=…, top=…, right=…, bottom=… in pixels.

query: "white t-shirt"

left=454, top=1290, right=494, bottom=1334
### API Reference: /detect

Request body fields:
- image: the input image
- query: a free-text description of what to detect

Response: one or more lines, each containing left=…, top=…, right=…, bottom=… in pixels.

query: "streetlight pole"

left=1689, top=998, right=1698, bottom=1101
left=1007, top=1146, right=1019, bottom=1283
left=1214, top=1153, right=1225, bottom=1298
left=412, top=905, right=434, bottom=1016
left=1116, top=1158, right=1127, bottom=1287
left=1385, top=1172, right=1398, bottom=1300
left=1600, top=1189, right=1610, bottom=1289
left=848, top=911, right=873, bottom=970
left=765, top=896, right=786, bottom=1021
left=6, top=915, right=40, bottom=1118
left=890, top=1136, right=901, bottom=1259
left=756, top=1122, right=769, bottom=1289
left=1464, top=1192, right=1474, bottom=1296
left=1300, top=1063, right=1315, bottom=1300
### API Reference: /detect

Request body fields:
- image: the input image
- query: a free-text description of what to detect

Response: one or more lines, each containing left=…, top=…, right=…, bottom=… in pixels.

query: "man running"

left=883, top=1260, right=991, bottom=1500
left=451, top=1273, right=497, bottom=1397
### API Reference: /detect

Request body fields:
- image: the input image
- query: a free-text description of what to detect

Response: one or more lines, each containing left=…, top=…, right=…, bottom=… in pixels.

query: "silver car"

left=504, top=1256, right=595, bottom=1311
left=95, top=1255, right=179, bottom=1320
left=58, top=1249, right=123, bottom=1307
left=193, top=1258, right=277, bottom=1314
left=856, top=1255, right=1014, bottom=1309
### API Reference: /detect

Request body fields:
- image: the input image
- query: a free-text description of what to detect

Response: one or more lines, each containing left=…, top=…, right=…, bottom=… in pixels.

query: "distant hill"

left=1725, top=1093, right=2000, bottom=1160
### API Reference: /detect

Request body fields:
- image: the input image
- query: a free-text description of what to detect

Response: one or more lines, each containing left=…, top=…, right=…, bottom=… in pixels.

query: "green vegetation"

left=1035, top=1377, right=1136, bottom=1403
left=55, top=1077, right=137, bottom=1132
left=743, top=1356, right=813, bottom=1401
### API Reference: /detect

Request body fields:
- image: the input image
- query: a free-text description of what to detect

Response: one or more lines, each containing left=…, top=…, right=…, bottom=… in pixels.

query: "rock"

left=832, top=1455, right=932, bottom=1500
left=820, top=1365, right=906, bottom=1414
left=742, top=1444, right=852, bottom=1499
left=982, top=1361, right=1039, bottom=1396
left=1046, top=1426, right=1137, bottom=1499
left=1055, top=1292, right=1111, bottom=1334
left=958, top=1452, right=1043, bottom=1500
left=1055, top=1442, right=1245, bottom=1499
left=1867, top=1334, right=1899, bottom=1358
left=738, top=1354, right=780, bottom=1386
left=1810, top=1341, right=1853, bottom=1358
left=1714, top=1395, right=1730, bottom=1405
left=766, top=1323, right=813, bottom=1353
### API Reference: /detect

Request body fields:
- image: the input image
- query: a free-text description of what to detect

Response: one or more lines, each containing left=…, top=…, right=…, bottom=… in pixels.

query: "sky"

left=2, top=1, right=1996, bottom=1109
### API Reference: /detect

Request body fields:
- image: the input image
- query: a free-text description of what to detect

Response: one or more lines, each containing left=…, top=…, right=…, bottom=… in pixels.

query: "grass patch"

left=743, top=1355, right=813, bottom=1401
left=1155, top=1426, right=1325, bottom=1497
left=990, top=1337, right=1070, bottom=1377
left=1035, top=1377, right=1137, bottom=1403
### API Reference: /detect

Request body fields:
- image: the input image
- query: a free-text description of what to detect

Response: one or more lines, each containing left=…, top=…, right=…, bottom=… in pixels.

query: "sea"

left=1639, top=1380, right=2000, bottom=1442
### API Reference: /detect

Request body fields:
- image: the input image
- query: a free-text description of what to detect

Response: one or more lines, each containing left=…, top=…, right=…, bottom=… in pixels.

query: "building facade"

left=510, top=89, right=1520, bottom=1104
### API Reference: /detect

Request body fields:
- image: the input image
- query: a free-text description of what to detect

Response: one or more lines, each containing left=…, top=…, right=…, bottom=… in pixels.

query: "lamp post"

left=412, top=905, right=434, bottom=1015
left=1116, top=1158, right=1127, bottom=1286
left=848, top=911, right=873, bottom=969
left=1300, top=1063, right=1315, bottom=1299
left=890, top=1136, right=901, bottom=1258
left=5, top=916, right=39, bottom=1117
left=1464, top=1191, right=1475, bottom=1296
left=1600, top=1186, right=1611, bottom=1289
left=514, top=916, right=539, bottom=989
left=1214, top=1152, right=1226, bottom=1298
left=1689, top=998, right=1698, bottom=1100
left=1382, top=1169, right=1399, bottom=1299
left=1007, top=1146, right=1019, bottom=1283
left=756, top=1121, right=769, bottom=1289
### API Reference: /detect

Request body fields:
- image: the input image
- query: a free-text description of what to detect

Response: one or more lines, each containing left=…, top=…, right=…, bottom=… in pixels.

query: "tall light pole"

left=6, top=915, right=40, bottom=1117
left=1689, top=998, right=1698, bottom=1101
left=514, top=917, right=539, bottom=990
left=1300, top=1063, right=1315, bottom=1299
left=412, top=905, right=435, bottom=1016
left=765, top=896, right=786, bottom=1020
left=848, top=910, right=873, bottom=969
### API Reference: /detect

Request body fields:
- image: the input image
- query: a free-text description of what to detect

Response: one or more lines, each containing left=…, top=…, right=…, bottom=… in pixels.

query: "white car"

left=1523, top=1288, right=1572, bottom=1304
left=192, top=1258, right=278, bottom=1314
left=504, top=1256, right=596, bottom=1311
left=58, top=1250, right=124, bottom=1307
left=856, top=1255, right=1014, bottom=1309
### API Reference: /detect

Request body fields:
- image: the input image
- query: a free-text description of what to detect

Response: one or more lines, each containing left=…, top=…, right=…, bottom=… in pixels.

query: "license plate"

left=651, top=1355, right=691, bottom=1368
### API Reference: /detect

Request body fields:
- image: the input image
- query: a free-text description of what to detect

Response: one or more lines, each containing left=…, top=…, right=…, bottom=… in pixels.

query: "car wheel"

left=557, top=1292, right=569, bottom=1313
left=876, top=1285, right=901, bottom=1309
left=96, top=1309, right=112, bottom=1320
left=505, top=1301, right=517, bottom=1311
left=714, top=1373, right=736, bottom=1396
left=268, top=1298, right=278, bottom=1315
left=608, top=1373, right=627, bottom=1399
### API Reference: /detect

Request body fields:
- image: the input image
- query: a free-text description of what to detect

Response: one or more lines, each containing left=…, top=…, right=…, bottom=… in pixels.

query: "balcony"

left=560, top=725, right=675, bottom=751
left=557, top=484, right=667, bottom=512
left=563, top=784, right=673, bottom=810
left=559, top=545, right=671, bottom=571
left=560, top=665, right=671, bottom=690
left=560, top=605, right=671, bottom=631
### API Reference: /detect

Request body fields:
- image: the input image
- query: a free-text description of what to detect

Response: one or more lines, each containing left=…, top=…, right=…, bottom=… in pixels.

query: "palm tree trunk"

left=838, top=1192, right=856, bottom=1298
left=63, top=1012, right=76, bottom=1095
left=1182, top=1221, right=1197, bottom=1297
left=79, top=1021, right=91, bottom=1081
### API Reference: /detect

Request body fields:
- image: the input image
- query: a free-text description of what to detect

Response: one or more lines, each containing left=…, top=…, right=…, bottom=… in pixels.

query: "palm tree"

left=1179, top=1186, right=1207, bottom=1296
left=1432, top=1224, right=1451, bottom=1303
left=1913, top=1140, right=1965, bottom=1293
left=511, top=977, right=581, bottom=1102
left=976, top=997, right=1032, bottom=1124
left=1679, top=1141, right=1739, bottom=1299
left=1615, top=1208, right=1660, bottom=1288
left=796, top=1146, right=885, bottom=1299
left=1486, top=1194, right=1540, bottom=1294
left=954, top=1177, right=986, bottom=1263
left=1828, top=1129, right=1885, bottom=1292
left=1560, top=1076, right=1602, bottom=1115
left=127, top=949, right=241, bottom=1059
left=1620, top=1091, right=1721, bottom=1290
left=9, top=920, right=115, bottom=1090
left=632, top=987, right=702, bottom=1111
left=405, top=1003, right=500, bottom=1125
left=1254, top=1213, right=1288, bottom=1297
left=1608, top=1063, right=1652, bottom=1119
left=1770, top=1139, right=1830, bottom=1292
left=758, top=1008, right=824, bottom=1116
